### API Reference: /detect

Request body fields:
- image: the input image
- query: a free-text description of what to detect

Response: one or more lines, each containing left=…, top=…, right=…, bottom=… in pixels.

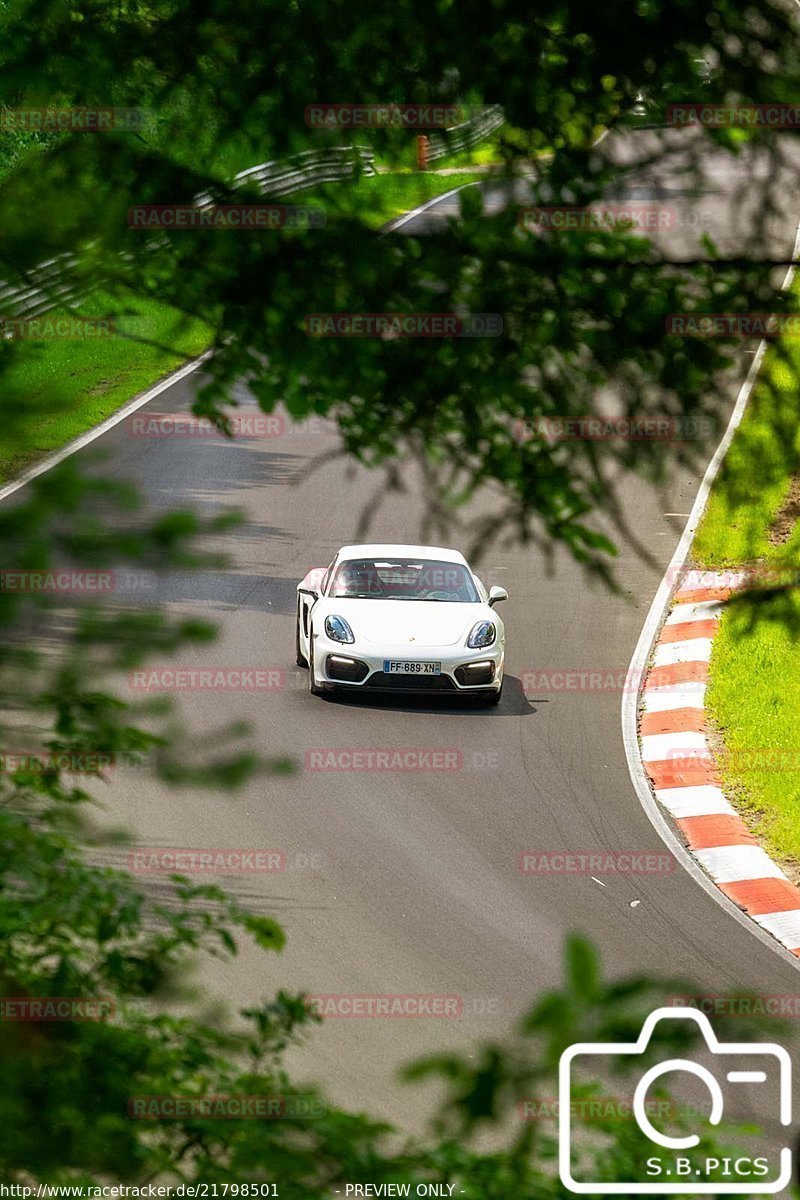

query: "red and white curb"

left=639, top=568, right=800, bottom=958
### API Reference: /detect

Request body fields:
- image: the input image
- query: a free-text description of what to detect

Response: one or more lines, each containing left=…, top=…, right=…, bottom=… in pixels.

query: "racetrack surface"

left=49, top=129, right=800, bottom=1154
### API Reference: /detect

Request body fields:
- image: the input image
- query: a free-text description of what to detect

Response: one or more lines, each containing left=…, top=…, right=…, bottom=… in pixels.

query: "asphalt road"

left=57, top=129, right=800, bottom=1159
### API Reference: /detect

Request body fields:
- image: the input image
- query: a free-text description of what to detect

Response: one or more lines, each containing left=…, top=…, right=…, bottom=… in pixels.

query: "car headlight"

left=324, top=614, right=355, bottom=644
left=467, top=620, right=496, bottom=649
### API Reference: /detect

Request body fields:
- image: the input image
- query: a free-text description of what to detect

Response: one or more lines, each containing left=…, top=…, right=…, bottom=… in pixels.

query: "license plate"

left=383, top=660, right=442, bottom=675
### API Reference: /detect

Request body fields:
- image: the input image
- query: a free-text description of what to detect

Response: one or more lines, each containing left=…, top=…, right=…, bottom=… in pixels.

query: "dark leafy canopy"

left=1, top=0, right=797, bottom=156
left=1, top=0, right=800, bottom=566
left=0, top=0, right=799, bottom=1191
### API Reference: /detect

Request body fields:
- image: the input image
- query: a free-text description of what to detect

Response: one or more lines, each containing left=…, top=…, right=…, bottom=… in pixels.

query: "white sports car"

left=295, top=543, right=507, bottom=704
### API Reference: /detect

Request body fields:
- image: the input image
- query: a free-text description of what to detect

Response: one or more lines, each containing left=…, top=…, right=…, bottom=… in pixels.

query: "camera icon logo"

left=558, top=1006, right=791, bottom=1194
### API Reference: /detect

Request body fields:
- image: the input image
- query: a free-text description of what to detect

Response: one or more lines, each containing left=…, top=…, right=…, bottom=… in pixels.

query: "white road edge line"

left=382, top=127, right=609, bottom=236
left=380, top=181, right=483, bottom=234
left=0, top=349, right=214, bottom=505
left=621, top=222, right=800, bottom=966
left=2, top=182, right=486, bottom=502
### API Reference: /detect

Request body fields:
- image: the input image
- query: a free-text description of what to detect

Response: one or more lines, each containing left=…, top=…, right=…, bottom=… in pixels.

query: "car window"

left=329, top=558, right=479, bottom=602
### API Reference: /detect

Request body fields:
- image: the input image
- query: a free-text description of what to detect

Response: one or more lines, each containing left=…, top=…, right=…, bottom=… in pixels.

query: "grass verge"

left=706, top=591, right=800, bottom=869
left=283, top=169, right=489, bottom=229
left=0, top=290, right=212, bottom=483
left=0, top=169, right=487, bottom=487
left=693, top=278, right=800, bottom=869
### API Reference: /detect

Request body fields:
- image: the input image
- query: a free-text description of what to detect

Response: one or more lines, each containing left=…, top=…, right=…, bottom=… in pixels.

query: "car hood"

left=317, top=598, right=490, bottom=647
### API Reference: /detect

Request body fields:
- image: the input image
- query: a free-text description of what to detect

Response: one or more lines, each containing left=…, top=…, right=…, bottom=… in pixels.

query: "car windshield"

left=329, top=558, right=479, bottom=602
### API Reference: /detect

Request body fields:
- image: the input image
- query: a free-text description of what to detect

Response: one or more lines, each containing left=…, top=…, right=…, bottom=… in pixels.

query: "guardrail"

left=0, top=253, right=86, bottom=321
left=2, top=122, right=516, bottom=321
left=1, top=147, right=376, bottom=322
left=227, top=145, right=375, bottom=199
left=424, top=104, right=505, bottom=164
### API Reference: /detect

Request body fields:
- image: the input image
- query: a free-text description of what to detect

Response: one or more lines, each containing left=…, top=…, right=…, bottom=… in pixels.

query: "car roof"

left=335, top=543, right=468, bottom=565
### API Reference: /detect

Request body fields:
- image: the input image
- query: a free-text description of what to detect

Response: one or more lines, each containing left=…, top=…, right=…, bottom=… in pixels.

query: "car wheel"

left=479, top=683, right=503, bottom=707
left=295, top=598, right=308, bottom=667
left=308, top=634, right=323, bottom=696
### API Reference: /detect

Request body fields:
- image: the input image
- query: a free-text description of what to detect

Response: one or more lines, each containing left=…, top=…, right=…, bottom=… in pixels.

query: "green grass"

left=693, top=278, right=800, bottom=869
left=0, top=169, right=487, bottom=487
left=693, top=294, right=800, bottom=566
left=428, top=124, right=538, bottom=170
left=707, top=591, right=800, bottom=868
left=283, top=169, right=488, bottom=229
left=430, top=141, right=504, bottom=168
left=0, top=290, right=212, bottom=482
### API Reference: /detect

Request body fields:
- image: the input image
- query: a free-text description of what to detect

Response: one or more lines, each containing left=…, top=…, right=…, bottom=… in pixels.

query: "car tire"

left=308, top=635, right=323, bottom=696
left=295, top=598, right=308, bottom=667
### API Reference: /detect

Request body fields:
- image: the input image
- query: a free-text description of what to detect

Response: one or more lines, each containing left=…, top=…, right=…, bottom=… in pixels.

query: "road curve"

left=49, top=129, right=800, bottom=1148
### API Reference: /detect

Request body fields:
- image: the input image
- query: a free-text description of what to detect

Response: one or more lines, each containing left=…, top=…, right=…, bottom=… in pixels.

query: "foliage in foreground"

left=2, top=0, right=800, bottom=568
left=0, top=0, right=799, bottom=1191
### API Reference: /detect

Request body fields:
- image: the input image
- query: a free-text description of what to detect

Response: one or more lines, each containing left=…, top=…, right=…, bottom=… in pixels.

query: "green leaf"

left=564, top=934, right=602, bottom=1003
left=242, top=914, right=286, bottom=952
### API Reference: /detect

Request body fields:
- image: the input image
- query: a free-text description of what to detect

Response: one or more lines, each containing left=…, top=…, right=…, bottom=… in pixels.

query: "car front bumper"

left=312, top=633, right=504, bottom=694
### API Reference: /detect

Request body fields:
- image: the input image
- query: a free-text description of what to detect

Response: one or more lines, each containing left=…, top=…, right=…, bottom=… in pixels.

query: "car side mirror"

left=298, top=567, right=326, bottom=598
left=488, top=585, right=508, bottom=607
